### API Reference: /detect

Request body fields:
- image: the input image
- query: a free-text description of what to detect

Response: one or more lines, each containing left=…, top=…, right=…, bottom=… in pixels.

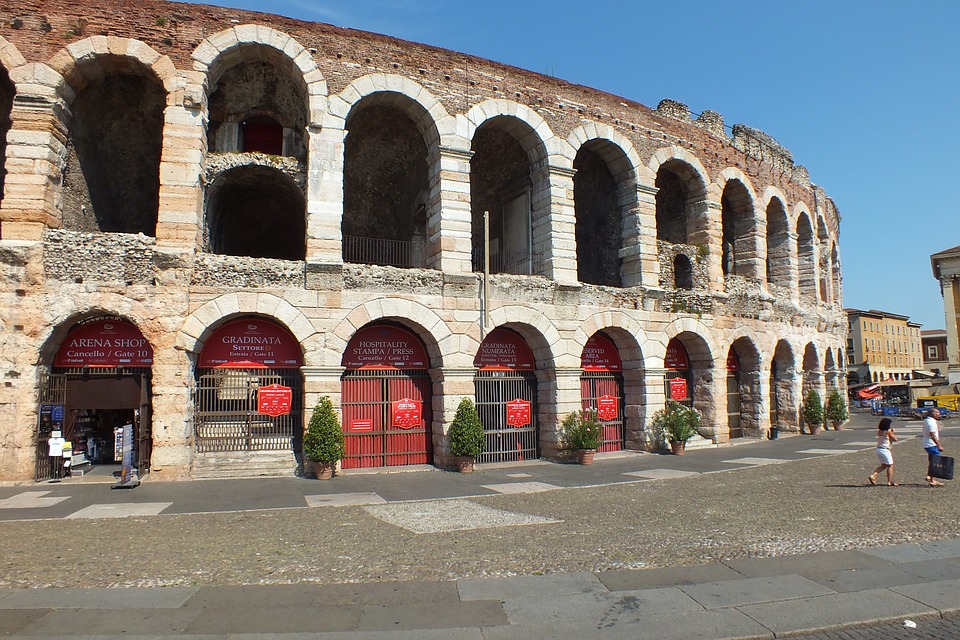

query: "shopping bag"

left=928, top=455, right=955, bottom=481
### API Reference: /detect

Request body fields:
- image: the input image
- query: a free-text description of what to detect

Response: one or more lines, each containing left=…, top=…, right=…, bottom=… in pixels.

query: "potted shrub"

left=303, top=396, right=345, bottom=479
left=825, top=388, right=848, bottom=430
left=562, top=410, right=602, bottom=465
left=448, top=398, right=484, bottom=473
left=652, top=401, right=701, bottom=455
left=802, top=389, right=824, bottom=435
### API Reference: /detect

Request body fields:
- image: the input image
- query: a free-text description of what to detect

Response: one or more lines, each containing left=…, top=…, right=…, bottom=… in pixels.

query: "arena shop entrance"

left=474, top=327, right=539, bottom=463
left=664, top=338, right=693, bottom=406
left=194, top=318, right=303, bottom=456
left=340, top=324, right=433, bottom=469
left=36, top=319, right=154, bottom=482
left=580, top=333, right=625, bottom=452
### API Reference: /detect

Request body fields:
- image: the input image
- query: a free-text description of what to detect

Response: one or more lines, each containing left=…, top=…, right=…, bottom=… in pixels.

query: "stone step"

left=191, top=451, right=299, bottom=479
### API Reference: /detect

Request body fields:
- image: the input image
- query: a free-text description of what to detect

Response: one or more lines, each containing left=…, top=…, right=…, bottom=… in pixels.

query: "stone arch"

left=38, top=306, right=162, bottom=370
left=830, top=241, right=841, bottom=306
left=801, top=342, right=822, bottom=406
left=817, top=213, right=831, bottom=303
left=0, top=37, right=23, bottom=229
left=565, top=123, right=650, bottom=182
left=178, top=293, right=316, bottom=360
left=483, top=306, right=563, bottom=369
left=467, top=107, right=552, bottom=277
left=717, top=168, right=761, bottom=281
left=463, top=99, right=556, bottom=167
left=764, top=192, right=792, bottom=291
left=192, top=25, right=326, bottom=122
left=770, top=339, right=799, bottom=433
left=331, top=298, right=453, bottom=370
left=796, top=208, right=816, bottom=303
left=728, top=335, right=763, bottom=438
left=48, top=36, right=176, bottom=95
left=648, top=147, right=710, bottom=247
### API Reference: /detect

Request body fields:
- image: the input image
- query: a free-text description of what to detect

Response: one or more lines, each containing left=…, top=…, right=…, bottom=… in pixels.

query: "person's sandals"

left=929, top=480, right=945, bottom=487
left=868, top=476, right=877, bottom=486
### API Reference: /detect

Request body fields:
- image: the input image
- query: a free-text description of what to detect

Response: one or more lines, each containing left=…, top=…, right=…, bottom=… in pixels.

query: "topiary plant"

left=652, top=400, right=701, bottom=444
left=448, top=397, right=485, bottom=459
left=303, top=396, right=345, bottom=463
left=825, top=388, right=848, bottom=426
left=802, top=389, right=824, bottom=429
left=562, top=410, right=602, bottom=450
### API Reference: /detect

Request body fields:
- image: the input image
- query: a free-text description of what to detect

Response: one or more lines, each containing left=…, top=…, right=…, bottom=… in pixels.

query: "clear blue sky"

left=184, top=0, right=959, bottom=330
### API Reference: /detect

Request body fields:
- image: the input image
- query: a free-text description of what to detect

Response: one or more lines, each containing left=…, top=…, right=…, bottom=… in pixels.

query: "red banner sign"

left=199, top=318, right=302, bottom=368
left=670, top=377, right=688, bottom=401
left=54, top=320, right=154, bottom=368
left=257, top=384, right=292, bottom=416
left=596, top=395, right=618, bottom=421
left=475, top=328, right=536, bottom=370
left=664, top=339, right=689, bottom=370
left=506, top=398, right=531, bottom=427
left=391, top=398, right=422, bottom=429
left=342, top=324, right=429, bottom=369
left=581, top=334, right=622, bottom=372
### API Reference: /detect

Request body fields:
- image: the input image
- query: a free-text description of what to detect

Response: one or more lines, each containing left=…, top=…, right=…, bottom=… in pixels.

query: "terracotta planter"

left=576, top=449, right=596, bottom=465
left=808, top=423, right=821, bottom=435
left=455, top=456, right=475, bottom=473
left=830, top=420, right=842, bottom=430
left=671, top=441, right=686, bottom=455
left=311, top=460, right=334, bottom=480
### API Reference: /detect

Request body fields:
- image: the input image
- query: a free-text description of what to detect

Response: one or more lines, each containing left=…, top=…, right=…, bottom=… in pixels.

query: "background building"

left=845, top=309, right=922, bottom=384
left=921, top=329, right=949, bottom=377
left=0, top=0, right=845, bottom=481
left=931, top=246, right=960, bottom=384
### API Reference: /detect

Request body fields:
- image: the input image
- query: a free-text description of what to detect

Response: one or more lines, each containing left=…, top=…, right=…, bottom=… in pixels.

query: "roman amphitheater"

left=0, top=0, right=845, bottom=481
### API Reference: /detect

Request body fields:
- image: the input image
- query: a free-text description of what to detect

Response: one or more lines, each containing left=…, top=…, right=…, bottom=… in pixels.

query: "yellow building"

left=846, top=309, right=923, bottom=383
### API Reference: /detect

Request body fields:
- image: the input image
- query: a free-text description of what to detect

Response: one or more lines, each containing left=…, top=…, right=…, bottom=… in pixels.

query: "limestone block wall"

left=0, top=0, right=847, bottom=481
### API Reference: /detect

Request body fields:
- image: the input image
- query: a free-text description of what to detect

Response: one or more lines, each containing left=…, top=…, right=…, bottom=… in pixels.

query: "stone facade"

left=0, top=0, right=846, bottom=481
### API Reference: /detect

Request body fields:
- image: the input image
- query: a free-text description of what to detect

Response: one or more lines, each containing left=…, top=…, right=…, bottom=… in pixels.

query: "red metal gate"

left=340, top=369, right=432, bottom=468
left=580, top=372, right=624, bottom=452
left=474, top=370, right=539, bottom=463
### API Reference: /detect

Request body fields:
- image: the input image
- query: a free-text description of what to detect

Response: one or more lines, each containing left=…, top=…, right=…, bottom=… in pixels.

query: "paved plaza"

left=2, top=412, right=959, bottom=638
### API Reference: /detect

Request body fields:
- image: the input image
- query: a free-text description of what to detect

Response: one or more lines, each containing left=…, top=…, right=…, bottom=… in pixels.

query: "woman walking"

left=922, top=408, right=945, bottom=487
left=868, top=417, right=898, bottom=486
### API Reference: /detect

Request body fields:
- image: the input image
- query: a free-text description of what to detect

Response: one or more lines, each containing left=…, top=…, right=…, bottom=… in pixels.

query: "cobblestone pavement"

left=788, top=611, right=960, bottom=639
left=1, top=420, right=956, bottom=591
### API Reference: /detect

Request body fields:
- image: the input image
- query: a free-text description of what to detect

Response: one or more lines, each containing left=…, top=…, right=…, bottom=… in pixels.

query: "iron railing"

left=343, top=235, right=421, bottom=268
left=471, top=248, right=543, bottom=275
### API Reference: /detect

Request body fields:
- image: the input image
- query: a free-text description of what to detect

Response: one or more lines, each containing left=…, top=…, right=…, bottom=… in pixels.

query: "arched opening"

left=674, top=254, right=693, bottom=290
left=720, top=179, right=756, bottom=280
left=0, top=64, right=14, bottom=224
left=797, top=213, right=816, bottom=302
left=205, top=165, right=306, bottom=260
left=664, top=333, right=714, bottom=436
left=727, top=338, right=761, bottom=439
left=802, top=343, right=821, bottom=431
left=656, top=166, right=688, bottom=245
left=471, top=117, right=543, bottom=275
left=770, top=340, right=796, bottom=434
left=580, top=332, right=625, bottom=451
left=817, top=217, right=831, bottom=303
left=474, top=327, right=539, bottom=462
left=340, top=323, right=434, bottom=469
left=207, top=60, right=306, bottom=158
left=573, top=141, right=624, bottom=287
left=194, top=317, right=304, bottom=465
left=38, top=317, right=155, bottom=482
left=62, top=57, right=165, bottom=235
left=343, top=95, right=431, bottom=269
left=765, top=197, right=790, bottom=287
left=830, top=243, right=841, bottom=306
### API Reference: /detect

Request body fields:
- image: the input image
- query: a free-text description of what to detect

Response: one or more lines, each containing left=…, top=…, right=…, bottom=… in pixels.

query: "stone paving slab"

left=357, top=600, right=507, bottom=631
left=596, top=562, right=745, bottom=591
left=0, top=492, right=70, bottom=509
left=65, top=502, right=173, bottom=519
left=680, top=574, right=835, bottom=609
left=362, top=499, right=561, bottom=533
left=721, top=457, right=788, bottom=466
left=482, top=607, right=774, bottom=640
left=797, top=449, right=846, bottom=455
left=891, top=577, right=960, bottom=612
left=895, top=557, right=960, bottom=582
left=312, top=580, right=462, bottom=606
left=0, top=586, right=199, bottom=609
left=736, top=588, right=936, bottom=635
left=181, top=584, right=320, bottom=609
left=723, top=549, right=884, bottom=578
left=803, top=565, right=931, bottom=593
left=620, top=469, right=700, bottom=480
left=0, top=609, right=50, bottom=636
left=859, top=539, right=960, bottom=563
left=184, top=604, right=361, bottom=634
left=480, top=481, right=560, bottom=494
left=14, top=607, right=203, bottom=636
left=458, top=572, right=606, bottom=600
left=499, top=586, right=703, bottom=626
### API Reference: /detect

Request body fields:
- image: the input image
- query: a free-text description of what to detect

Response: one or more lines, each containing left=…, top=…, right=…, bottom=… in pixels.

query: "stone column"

left=534, top=164, right=577, bottom=284
left=305, top=124, right=344, bottom=264
left=1, top=65, right=68, bottom=240
left=436, top=367, right=477, bottom=467
left=548, top=367, right=583, bottom=458
left=642, top=367, right=668, bottom=449
left=622, top=183, right=658, bottom=288
left=692, top=198, right=723, bottom=292
left=433, top=146, right=473, bottom=274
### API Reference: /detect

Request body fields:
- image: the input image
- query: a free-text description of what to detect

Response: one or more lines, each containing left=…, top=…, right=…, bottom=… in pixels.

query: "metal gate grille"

left=195, top=368, right=302, bottom=452
left=580, top=372, right=625, bottom=452
left=340, top=370, right=432, bottom=468
left=35, top=371, right=67, bottom=481
left=727, top=371, right=742, bottom=438
left=474, top=370, right=539, bottom=463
